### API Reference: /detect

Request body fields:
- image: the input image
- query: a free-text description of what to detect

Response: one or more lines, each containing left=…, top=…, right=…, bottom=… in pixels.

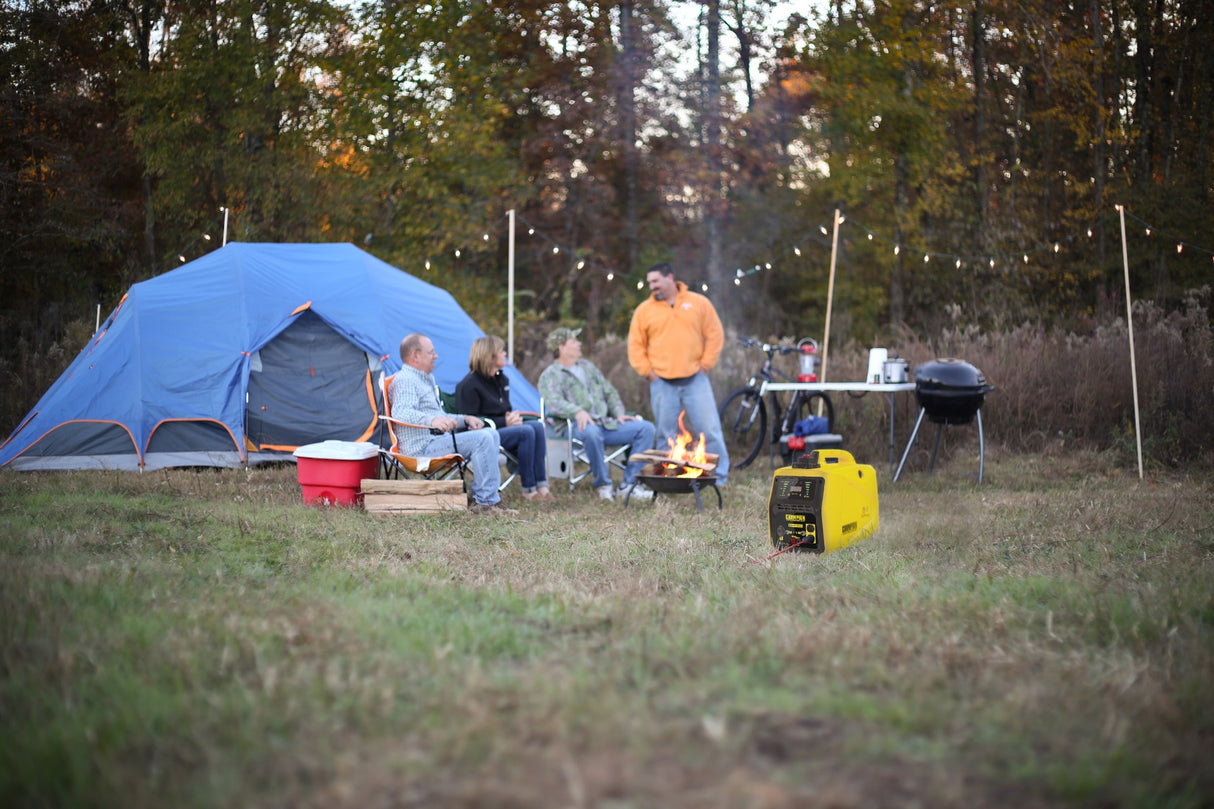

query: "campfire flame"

left=666, top=411, right=707, bottom=477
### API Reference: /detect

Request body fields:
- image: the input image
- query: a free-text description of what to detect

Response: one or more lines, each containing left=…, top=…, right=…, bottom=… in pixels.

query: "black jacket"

left=455, top=370, right=512, bottom=421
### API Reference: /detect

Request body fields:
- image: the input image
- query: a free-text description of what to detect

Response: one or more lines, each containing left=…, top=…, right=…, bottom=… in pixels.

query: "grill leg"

left=929, top=423, right=944, bottom=473
left=977, top=408, right=985, bottom=484
left=894, top=408, right=927, bottom=482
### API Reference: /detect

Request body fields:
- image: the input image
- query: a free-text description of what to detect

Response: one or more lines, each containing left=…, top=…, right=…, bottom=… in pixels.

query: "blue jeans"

left=571, top=418, right=656, bottom=489
left=423, top=427, right=501, bottom=506
left=649, top=372, right=730, bottom=484
left=495, top=421, right=548, bottom=490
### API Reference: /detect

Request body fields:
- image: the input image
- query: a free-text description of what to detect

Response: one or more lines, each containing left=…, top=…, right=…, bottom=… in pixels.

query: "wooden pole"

left=821, top=208, right=842, bottom=381
left=507, top=209, right=516, bottom=360
left=1118, top=204, right=1144, bottom=479
left=816, top=209, right=842, bottom=417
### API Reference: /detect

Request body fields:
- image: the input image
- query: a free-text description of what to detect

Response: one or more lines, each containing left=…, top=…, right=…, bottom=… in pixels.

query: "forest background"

left=2, top=0, right=1212, bottom=461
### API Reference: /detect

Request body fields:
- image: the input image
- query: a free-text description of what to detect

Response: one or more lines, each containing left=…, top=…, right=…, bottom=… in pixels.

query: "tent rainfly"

left=0, top=242, right=541, bottom=471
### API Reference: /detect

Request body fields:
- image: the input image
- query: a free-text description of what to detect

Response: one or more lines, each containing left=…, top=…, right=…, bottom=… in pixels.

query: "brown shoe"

left=470, top=500, right=518, bottom=515
left=535, top=490, right=556, bottom=503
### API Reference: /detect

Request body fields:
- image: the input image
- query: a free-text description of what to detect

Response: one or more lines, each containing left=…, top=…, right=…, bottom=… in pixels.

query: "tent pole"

left=508, top=209, right=516, bottom=361
left=221, top=207, right=229, bottom=246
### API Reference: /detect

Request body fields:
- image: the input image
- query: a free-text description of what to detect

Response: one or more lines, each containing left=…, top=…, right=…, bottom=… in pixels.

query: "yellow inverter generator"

left=768, top=449, right=879, bottom=553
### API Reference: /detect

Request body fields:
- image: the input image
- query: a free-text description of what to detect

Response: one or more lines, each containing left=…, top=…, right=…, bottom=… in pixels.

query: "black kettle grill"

left=895, top=359, right=994, bottom=483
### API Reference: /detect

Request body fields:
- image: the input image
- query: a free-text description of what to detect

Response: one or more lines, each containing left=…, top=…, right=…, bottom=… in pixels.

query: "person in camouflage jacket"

left=537, top=327, right=655, bottom=500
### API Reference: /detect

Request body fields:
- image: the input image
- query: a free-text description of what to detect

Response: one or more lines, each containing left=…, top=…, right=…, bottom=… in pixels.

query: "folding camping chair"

left=541, top=400, right=633, bottom=491
left=378, top=374, right=466, bottom=487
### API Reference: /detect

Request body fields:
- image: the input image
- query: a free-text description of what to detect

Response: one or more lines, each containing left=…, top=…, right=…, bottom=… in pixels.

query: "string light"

left=439, top=205, right=1214, bottom=299
left=425, top=259, right=431, bottom=270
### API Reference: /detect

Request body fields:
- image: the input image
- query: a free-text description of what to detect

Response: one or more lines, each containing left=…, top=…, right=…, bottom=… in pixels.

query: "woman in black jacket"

left=455, top=336, right=553, bottom=502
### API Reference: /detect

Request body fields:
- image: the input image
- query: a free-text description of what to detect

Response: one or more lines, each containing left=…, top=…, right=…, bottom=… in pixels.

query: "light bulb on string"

left=553, top=246, right=560, bottom=254
left=1145, top=228, right=1151, bottom=236
left=989, top=258, right=996, bottom=269
left=576, top=260, right=585, bottom=270
left=528, top=228, right=535, bottom=235
left=893, top=245, right=900, bottom=255
left=701, top=283, right=708, bottom=292
left=607, top=272, right=614, bottom=281
left=1023, top=254, right=1029, bottom=264
left=202, top=234, right=211, bottom=241
left=636, top=280, right=644, bottom=290
left=425, top=259, right=431, bottom=270
left=839, top=215, right=846, bottom=223
left=955, top=259, right=962, bottom=269
left=1087, top=228, right=1093, bottom=238
left=735, top=269, right=744, bottom=278
left=482, top=233, right=489, bottom=241
left=1177, top=244, right=1183, bottom=254
left=819, top=225, right=828, bottom=236
left=455, top=249, right=461, bottom=258
left=794, top=246, right=801, bottom=256
left=867, top=233, right=873, bottom=240
left=178, top=255, right=186, bottom=263
left=734, top=278, right=741, bottom=286
left=923, top=254, right=930, bottom=263
left=1053, top=243, right=1060, bottom=253
left=765, top=262, right=772, bottom=270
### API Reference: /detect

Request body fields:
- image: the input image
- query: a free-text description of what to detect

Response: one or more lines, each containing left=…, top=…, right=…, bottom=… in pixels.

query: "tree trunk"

left=705, top=0, right=723, bottom=282
left=618, top=1, right=640, bottom=273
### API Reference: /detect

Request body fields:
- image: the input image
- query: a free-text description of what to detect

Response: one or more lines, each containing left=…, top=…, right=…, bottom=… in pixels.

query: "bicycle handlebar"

left=737, top=336, right=800, bottom=356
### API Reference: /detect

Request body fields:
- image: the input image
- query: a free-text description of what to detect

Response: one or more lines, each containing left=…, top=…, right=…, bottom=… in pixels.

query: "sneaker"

left=596, top=484, right=614, bottom=501
left=619, top=482, right=655, bottom=501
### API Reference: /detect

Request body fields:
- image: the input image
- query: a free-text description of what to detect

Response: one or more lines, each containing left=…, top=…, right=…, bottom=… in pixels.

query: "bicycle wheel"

left=718, top=387, right=767, bottom=469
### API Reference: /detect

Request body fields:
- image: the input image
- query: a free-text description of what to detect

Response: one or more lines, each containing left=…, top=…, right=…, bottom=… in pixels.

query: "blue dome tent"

left=0, top=242, right=540, bottom=470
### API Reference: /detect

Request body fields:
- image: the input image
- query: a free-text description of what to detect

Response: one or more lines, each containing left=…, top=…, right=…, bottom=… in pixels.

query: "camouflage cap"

left=546, top=326, right=582, bottom=353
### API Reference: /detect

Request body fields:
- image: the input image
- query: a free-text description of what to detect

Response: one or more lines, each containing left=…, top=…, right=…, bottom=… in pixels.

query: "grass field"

left=1, top=448, right=1211, bottom=808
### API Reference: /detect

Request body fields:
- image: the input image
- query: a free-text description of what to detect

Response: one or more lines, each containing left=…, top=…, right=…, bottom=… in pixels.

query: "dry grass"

left=1, top=452, right=1211, bottom=809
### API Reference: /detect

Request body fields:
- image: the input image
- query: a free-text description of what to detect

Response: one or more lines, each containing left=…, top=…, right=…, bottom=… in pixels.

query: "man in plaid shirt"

left=388, top=333, right=516, bottom=515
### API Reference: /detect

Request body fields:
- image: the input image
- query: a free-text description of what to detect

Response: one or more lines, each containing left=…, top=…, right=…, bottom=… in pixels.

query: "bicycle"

left=717, top=336, right=835, bottom=469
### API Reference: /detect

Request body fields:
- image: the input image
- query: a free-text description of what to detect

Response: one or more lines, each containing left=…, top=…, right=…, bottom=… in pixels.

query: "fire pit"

left=626, top=459, right=722, bottom=511
left=622, top=412, right=724, bottom=510
left=894, top=358, right=995, bottom=483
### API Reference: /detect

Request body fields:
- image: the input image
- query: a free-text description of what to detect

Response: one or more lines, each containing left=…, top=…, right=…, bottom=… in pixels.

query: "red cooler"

left=293, top=441, right=380, bottom=506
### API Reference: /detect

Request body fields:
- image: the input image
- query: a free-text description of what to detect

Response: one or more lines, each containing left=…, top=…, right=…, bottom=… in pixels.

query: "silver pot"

left=882, top=358, right=909, bottom=383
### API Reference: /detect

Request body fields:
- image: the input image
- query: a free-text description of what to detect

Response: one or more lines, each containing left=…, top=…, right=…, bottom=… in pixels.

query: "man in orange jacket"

left=627, top=262, right=731, bottom=485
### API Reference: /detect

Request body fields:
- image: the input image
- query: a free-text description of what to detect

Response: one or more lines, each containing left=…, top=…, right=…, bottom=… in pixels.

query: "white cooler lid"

left=293, top=440, right=380, bottom=461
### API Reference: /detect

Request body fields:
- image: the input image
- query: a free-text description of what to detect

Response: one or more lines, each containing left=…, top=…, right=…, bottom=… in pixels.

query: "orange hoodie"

left=628, top=282, right=725, bottom=380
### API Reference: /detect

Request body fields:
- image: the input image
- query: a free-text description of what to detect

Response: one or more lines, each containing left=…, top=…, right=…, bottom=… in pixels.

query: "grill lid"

left=914, top=358, right=990, bottom=391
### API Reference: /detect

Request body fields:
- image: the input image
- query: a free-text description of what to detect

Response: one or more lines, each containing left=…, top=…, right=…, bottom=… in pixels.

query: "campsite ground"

left=1, top=447, right=1211, bottom=809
